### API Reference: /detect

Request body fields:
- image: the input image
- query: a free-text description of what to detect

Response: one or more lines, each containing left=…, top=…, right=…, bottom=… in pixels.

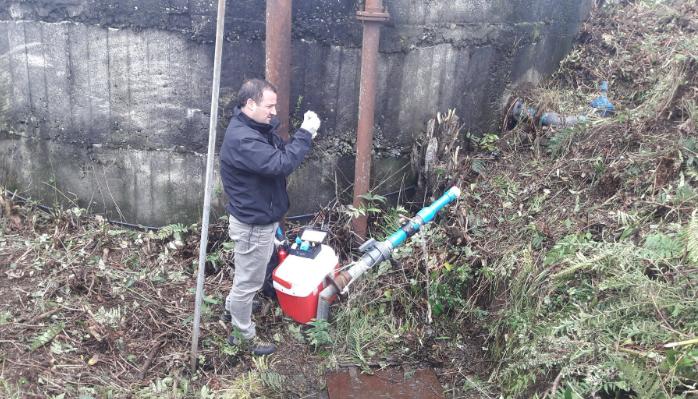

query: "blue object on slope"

left=540, top=113, right=587, bottom=127
left=590, top=81, right=614, bottom=116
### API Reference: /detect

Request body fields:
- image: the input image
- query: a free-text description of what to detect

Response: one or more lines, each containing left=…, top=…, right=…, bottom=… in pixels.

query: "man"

left=219, top=78, right=320, bottom=355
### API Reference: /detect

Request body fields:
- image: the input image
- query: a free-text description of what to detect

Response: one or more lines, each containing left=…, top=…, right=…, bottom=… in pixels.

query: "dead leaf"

left=5, top=269, right=24, bottom=279
left=88, top=353, right=100, bottom=365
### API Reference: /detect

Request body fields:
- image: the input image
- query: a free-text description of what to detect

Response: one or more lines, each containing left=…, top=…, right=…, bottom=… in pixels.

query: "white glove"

left=300, top=111, right=321, bottom=138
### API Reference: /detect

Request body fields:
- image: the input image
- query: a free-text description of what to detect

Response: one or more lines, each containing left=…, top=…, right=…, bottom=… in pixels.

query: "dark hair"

left=237, top=79, right=277, bottom=108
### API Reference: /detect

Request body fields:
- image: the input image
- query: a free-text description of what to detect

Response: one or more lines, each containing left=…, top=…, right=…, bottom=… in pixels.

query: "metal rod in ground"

left=190, top=0, right=226, bottom=374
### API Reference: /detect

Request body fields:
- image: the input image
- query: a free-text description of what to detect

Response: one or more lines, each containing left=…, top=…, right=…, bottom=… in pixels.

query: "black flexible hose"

left=2, top=188, right=162, bottom=231
left=3, top=185, right=416, bottom=230
left=286, top=185, right=415, bottom=222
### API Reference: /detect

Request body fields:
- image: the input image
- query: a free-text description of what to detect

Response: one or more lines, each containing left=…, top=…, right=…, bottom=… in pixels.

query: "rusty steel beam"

left=265, top=0, right=292, bottom=140
left=352, top=0, right=389, bottom=240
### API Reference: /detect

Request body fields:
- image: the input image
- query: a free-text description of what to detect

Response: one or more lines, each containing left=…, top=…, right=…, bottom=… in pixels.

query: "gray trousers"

left=225, top=215, right=278, bottom=339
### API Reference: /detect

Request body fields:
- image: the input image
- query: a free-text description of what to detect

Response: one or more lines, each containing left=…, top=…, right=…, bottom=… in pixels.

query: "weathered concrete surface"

left=0, top=0, right=594, bottom=225
left=0, top=130, right=219, bottom=224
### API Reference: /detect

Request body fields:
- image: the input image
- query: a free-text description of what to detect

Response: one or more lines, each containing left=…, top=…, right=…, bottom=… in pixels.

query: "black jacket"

left=220, top=107, right=312, bottom=225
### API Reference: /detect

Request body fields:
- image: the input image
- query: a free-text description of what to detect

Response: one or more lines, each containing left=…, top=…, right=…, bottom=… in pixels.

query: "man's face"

left=245, top=89, right=277, bottom=124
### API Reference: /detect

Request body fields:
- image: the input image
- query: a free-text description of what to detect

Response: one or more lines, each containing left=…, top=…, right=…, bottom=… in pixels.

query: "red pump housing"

left=272, top=245, right=338, bottom=323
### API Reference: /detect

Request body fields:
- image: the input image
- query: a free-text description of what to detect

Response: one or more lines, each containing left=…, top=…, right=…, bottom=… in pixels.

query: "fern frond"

left=471, top=159, right=487, bottom=176
left=260, top=371, right=284, bottom=393
left=615, top=361, right=662, bottom=399
left=28, top=321, right=65, bottom=351
left=253, top=356, right=284, bottom=393
left=643, top=233, right=683, bottom=260
left=149, top=223, right=188, bottom=240
left=685, top=166, right=698, bottom=181
left=547, top=128, right=576, bottom=158
left=348, top=322, right=366, bottom=364
left=346, top=316, right=375, bottom=374
left=615, top=210, right=638, bottom=227
left=553, top=252, right=609, bottom=281
left=685, top=210, right=698, bottom=264
left=306, top=318, right=333, bottom=350
left=94, top=306, right=122, bottom=328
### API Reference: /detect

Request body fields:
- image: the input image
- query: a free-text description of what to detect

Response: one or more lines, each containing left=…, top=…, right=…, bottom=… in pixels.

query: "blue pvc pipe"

left=387, top=222, right=418, bottom=248
left=316, top=186, right=461, bottom=321
left=388, top=187, right=461, bottom=248
left=417, top=187, right=460, bottom=224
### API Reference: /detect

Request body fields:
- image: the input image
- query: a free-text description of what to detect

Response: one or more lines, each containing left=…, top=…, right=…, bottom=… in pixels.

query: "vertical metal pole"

left=266, top=0, right=292, bottom=228
left=352, top=0, right=389, bottom=240
left=265, top=0, right=292, bottom=140
left=190, top=0, right=226, bottom=374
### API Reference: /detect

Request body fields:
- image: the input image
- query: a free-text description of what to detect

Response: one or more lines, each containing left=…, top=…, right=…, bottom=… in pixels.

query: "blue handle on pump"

left=295, top=236, right=309, bottom=251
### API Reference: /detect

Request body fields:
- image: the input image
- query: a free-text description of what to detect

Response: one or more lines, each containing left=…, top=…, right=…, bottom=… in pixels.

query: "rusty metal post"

left=352, top=0, right=389, bottom=240
left=265, top=0, right=292, bottom=140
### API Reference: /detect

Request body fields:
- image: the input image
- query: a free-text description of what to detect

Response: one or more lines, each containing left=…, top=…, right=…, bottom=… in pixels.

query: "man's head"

left=238, top=79, right=277, bottom=124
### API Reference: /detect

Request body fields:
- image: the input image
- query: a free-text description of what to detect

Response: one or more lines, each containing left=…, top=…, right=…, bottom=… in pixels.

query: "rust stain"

left=327, top=367, right=445, bottom=399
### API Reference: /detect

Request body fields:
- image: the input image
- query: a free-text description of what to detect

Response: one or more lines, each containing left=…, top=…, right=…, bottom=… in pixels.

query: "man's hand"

left=300, top=111, right=321, bottom=138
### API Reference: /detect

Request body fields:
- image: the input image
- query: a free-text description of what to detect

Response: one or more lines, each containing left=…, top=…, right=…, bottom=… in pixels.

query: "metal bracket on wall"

left=356, top=5, right=390, bottom=22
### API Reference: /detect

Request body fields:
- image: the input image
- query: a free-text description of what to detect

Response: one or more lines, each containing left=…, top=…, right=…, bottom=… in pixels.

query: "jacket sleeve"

left=276, top=127, right=306, bottom=150
left=230, top=129, right=313, bottom=178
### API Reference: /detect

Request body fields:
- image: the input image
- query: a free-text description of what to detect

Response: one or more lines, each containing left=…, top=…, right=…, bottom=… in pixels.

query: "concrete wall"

left=0, top=0, right=594, bottom=225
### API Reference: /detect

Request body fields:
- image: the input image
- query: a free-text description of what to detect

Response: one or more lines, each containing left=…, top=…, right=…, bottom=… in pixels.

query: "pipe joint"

left=400, top=219, right=422, bottom=237
left=325, top=271, right=351, bottom=301
left=363, top=247, right=381, bottom=265
left=363, top=241, right=391, bottom=266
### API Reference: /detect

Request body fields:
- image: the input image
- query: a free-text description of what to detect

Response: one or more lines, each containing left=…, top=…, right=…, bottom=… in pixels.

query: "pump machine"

left=272, top=187, right=462, bottom=323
